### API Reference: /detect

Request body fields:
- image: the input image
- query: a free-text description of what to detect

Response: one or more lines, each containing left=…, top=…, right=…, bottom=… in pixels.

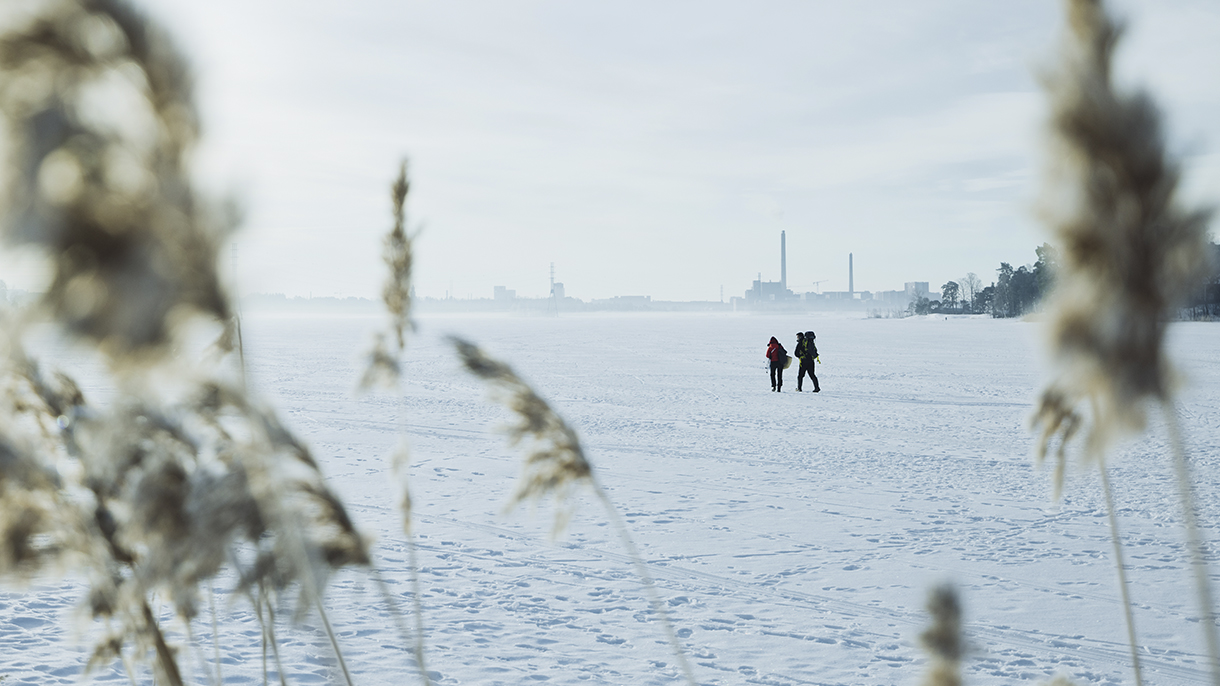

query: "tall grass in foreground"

left=358, top=162, right=433, bottom=686
left=920, top=584, right=963, bottom=686
left=0, top=1, right=369, bottom=683
left=1032, top=0, right=1216, bottom=684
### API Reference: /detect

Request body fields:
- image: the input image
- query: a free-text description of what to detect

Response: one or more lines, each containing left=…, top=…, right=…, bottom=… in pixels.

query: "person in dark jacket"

left=794, top=330, right=820, bottom=392
left=766, top=336, right=786, bottom=391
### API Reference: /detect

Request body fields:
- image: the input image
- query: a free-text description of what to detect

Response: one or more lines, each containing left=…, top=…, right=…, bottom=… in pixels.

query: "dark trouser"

left=798, top=359, right=819, bottom=391
left=770, top=361, right=783, bottom=390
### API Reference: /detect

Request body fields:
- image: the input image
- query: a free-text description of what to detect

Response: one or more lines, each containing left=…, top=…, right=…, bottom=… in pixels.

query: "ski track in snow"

left=3, top=313, right=1220, bottom=685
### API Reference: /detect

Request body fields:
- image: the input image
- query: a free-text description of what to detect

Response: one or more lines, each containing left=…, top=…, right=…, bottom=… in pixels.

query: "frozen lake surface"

left=3, top=312, right=1220, bottom=685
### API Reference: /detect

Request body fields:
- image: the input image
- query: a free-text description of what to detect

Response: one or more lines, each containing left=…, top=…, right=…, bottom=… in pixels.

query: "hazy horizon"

left=2, top=0, right=1217, bottom=302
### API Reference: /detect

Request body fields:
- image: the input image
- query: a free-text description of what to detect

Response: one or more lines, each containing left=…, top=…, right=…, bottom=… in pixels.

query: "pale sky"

left=8, top=0, right=1220, bottom=301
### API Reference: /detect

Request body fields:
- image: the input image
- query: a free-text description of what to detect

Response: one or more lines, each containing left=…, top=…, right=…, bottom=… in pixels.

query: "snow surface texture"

left=2, top=313, right=1219, bottom=685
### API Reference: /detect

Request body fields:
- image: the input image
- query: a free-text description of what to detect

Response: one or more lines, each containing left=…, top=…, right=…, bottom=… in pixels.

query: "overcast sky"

left=11, top=0, right=1218, bottom=301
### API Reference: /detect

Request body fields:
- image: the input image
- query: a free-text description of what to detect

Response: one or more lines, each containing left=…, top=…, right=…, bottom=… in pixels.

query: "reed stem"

left=261, top=587, right=289, bottom=686
left=593, top=480, right=697, bottom=686
left=371, top=565, right=432, bottom=685
left=313, top=596, right=354, bottom=686
left=1166, top=404, right=1220, bottom=685
left=405, top=537, right=434, bottom=686
left=1099, top=461, right=1143, bottom=686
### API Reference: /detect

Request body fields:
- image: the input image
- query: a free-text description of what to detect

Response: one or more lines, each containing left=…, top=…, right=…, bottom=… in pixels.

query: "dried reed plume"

left=359, top=162, right=432, bottom=686
left=1033, top=0, right=1213, bottom=464
left=0, top=328, right=88, bottom=580
left=919, top=584, right=963, bottom=686
left=0, top=0, right=229, bottom=357
left=450, top=337, right=590, bottom=532
left=0, top=1, right=370, bottom=681
left=451, top=337, right=697, bottom=685
left=360, top=160, right=413, bottom=392
left=1032, top=0, right=1217, bottom=683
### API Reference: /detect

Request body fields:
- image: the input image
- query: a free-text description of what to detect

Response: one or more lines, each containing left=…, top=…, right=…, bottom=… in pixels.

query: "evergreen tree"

left=995, top=263, right=1015, bottom=317
left=1034, top=242, right=1058, bottom=299
left=975, top=284, right=996, bottom=315
left=941, top=281, right=960, bottom=312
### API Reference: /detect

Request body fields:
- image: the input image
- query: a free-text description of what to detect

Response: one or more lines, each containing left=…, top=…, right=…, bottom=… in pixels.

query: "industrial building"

left=743, top=230, right=794, bottom=303
left=738, top=232, right=927, bottom=312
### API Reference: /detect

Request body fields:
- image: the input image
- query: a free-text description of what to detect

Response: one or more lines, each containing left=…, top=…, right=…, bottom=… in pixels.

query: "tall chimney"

left=849, top=253, right=854, bottom=296
left=781, top=231, right=787, bottom=292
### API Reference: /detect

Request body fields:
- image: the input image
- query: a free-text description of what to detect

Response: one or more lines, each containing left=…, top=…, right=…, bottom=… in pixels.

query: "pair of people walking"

left=765, top=331, right=819, bottom=392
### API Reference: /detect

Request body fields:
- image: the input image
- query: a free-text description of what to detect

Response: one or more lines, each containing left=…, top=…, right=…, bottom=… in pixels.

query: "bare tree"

left=960, top=273, right=983, bottom=313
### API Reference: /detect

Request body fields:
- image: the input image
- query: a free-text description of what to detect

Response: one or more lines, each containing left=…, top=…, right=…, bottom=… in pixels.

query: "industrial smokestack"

left=849, top=253, right=854, bottom=296
left=781, top=231, right=787, bottom=292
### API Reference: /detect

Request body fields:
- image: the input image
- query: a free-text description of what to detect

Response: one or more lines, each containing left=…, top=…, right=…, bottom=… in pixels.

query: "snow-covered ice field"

left=4, top=312, right=1220, bottom=685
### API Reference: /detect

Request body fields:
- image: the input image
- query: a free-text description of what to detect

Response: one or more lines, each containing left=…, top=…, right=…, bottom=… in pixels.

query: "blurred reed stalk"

left=1033, top=0, right=1216, bottom=683
left=359, top=161, right=432, bottom=686
left=451, top=337, right=698, bottom=686
left=0, top=1, right=372, bottom=681
left=919, top=584, right=962, bottom=686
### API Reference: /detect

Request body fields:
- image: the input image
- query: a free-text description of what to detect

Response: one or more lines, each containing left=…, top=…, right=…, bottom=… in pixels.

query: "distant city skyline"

left=2, top=0, right=1217, bottom=302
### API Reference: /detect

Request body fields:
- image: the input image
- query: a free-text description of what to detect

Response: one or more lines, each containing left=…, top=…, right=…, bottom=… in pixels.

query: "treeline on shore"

left=914, top=242, right=1220, bottom=319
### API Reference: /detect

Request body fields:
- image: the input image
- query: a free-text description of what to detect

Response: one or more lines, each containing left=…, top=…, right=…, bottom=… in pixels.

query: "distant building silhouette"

left=904, top=282, right=930, bottom=301
left=745, top=231, right=794, bottom=303
left=736, top=236, right=928, bottom=313
left=746, top=278, right=791, bottom=302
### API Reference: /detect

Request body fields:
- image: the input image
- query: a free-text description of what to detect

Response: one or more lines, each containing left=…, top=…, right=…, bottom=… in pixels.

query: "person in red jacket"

left=766, top=336, right=787, bottom=392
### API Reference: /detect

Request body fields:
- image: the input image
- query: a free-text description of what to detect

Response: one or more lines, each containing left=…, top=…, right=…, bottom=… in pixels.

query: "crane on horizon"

left=791, top=279, right=829, bottom=294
